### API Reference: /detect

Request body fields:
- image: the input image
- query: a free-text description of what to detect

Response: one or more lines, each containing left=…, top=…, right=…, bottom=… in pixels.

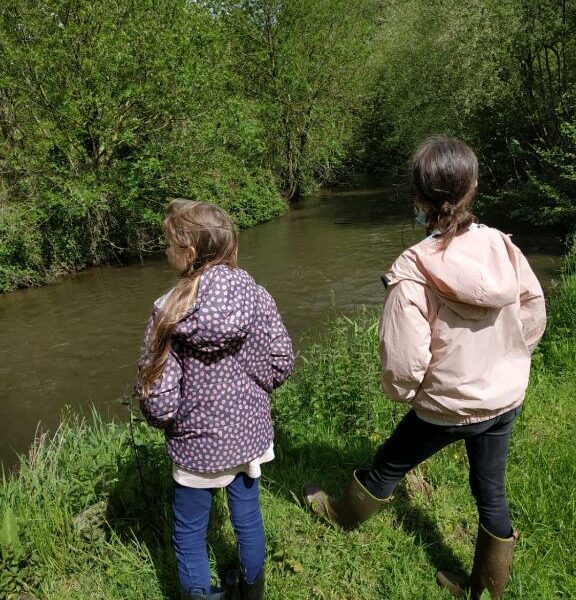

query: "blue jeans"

left=364, top=407, right=521, bottom=538
left=173, top=473, right=265, bottom=596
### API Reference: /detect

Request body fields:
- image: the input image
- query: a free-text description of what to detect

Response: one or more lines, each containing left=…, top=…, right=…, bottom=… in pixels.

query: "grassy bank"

left=2, top=268, right=575, bottom=599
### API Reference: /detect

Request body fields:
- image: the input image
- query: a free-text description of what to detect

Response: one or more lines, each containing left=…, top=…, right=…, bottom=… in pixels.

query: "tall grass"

left=1, top=253, right=575, bottom=599
left=538, top=234, right=576, bottom=374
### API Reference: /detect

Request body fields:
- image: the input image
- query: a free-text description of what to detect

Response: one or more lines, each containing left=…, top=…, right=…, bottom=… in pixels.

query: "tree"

left=0, top=0, right=285, bottom=290
left=217, top=0, right=380, bottom=199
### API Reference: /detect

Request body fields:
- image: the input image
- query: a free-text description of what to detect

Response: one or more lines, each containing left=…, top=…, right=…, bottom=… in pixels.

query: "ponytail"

left=427, top=198, right=477, bottom=250
left=410, top=135, right=479, bottom=250
left=139, top=274, right=201, bottom=397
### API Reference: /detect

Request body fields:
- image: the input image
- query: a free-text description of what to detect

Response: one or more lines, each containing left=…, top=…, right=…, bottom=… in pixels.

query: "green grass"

left=538, top=235, right=576, bottom=376
left=2, top=268, right=576, bottom=599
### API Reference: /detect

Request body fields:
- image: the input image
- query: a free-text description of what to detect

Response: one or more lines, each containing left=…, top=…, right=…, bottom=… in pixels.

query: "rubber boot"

left=223, top=569, right=264, bottom=600
left=222, top=569, right=241, bottom=600
left=437, top=524, right=518, bottom=599
left=241, top=569, right=264, bottom=600
left=303, top=469, right=392, bottom=530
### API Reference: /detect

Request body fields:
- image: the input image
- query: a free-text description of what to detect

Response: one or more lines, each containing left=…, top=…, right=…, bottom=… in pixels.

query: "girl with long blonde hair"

left=139, top=199, right=294, bottom=600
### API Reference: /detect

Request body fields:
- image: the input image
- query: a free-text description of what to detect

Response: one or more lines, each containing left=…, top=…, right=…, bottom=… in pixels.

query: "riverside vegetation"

left=1, top=240, right=575, bottom=600
left=2, top=1, right=576, bottom=597
left=2, top=0, right=576, bottom=292
left=0, top=0, right=378, bottom=292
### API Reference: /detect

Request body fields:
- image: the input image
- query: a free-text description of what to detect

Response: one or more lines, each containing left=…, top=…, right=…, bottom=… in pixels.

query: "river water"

left=0, top=179, right=563, bottom=469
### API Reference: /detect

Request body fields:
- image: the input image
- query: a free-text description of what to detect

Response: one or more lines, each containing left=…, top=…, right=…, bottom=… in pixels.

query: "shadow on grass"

left=103, top=426, right=467, bottom=598
left=105, top=442, right=239, bottom=600
left=267, top=426, right=467, bottom=576
left=105, top=442, right=178, bottom=599
left=392, top=498, right=466, bottom=575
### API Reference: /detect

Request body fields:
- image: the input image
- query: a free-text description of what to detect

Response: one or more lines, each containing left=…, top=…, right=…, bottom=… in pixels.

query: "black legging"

left=364, top=406, right=520, bottom=538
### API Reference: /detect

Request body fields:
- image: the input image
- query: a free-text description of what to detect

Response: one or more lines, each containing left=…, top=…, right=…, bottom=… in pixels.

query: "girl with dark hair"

left=139, top=199, right=294, bottom=600
left=304, top=136, right=546, bottom=599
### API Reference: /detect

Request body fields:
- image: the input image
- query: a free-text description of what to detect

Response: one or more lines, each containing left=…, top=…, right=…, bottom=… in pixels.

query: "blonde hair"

left=139, top=199, right=238, bottom=395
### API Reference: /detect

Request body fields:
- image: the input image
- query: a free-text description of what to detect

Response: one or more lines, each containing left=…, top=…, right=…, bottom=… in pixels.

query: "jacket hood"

left=155, top=265, right=258, bottom=352
left=386, top=225, right=520, bottom=319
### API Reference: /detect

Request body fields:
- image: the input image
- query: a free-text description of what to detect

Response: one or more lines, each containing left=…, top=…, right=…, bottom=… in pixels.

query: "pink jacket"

left=380, top=224, right=546, bottom=425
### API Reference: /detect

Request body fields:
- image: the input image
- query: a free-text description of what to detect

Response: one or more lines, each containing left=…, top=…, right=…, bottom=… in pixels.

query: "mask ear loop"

left=415, top=208, right=428, bottom=226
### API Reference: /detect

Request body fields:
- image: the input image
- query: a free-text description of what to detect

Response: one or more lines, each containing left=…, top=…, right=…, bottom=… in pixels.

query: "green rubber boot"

left=437, top=525, right=518, bottom=599
left=303, top=469, right=392, bottom=530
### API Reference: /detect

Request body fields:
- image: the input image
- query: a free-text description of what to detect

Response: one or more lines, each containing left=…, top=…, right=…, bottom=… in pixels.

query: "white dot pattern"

left=139, top=265, right=294, bottom=473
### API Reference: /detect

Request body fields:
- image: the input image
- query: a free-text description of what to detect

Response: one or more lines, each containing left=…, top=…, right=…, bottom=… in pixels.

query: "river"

left=0, top=178, right=563, bottom=469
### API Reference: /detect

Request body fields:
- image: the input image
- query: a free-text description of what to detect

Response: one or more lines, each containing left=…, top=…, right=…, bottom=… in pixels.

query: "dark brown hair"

left=410, top=135, right=478, bottom=249
left=139, top=199, right=238, bottom=395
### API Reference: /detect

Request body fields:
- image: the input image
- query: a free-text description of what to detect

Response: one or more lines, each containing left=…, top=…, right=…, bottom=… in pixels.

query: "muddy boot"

left=437, top=525, right=518, bottom=599
left=303, top=469, right=392, bottom=530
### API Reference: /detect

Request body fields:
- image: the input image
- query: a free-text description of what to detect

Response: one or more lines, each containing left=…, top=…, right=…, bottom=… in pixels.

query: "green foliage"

left=2, top=0, right=575, bottom=293
left=0, top=411, right=169, bottom=598
left=361, top=0, right=576, bottom=230
left=0, top=0, right=387, bottom=293
left=0, top=506, right=21, bottom=553
left=539, top=235, right=576, bottom=372
left=528, top=121, right=576, bottom=227
left=215, top=0, right=381, bottom=198
left=0, top=0, right=291, bottom=292
left=0, top=205, right=44, bottom=292
left=273, top=312, right=402, bottom=439
left=362, top=0, right=517, bottom=156
left=0, top=505, right=41, bottom=597
left=0, top=543, right=41, bottom=599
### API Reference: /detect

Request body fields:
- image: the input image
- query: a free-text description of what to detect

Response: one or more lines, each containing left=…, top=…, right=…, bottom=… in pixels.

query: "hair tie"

left=439, top=202, right=456, bottom=217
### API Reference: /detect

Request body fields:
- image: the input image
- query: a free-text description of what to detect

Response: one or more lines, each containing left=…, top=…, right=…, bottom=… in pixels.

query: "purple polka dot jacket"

left=139, top=265, right=294, bottom=473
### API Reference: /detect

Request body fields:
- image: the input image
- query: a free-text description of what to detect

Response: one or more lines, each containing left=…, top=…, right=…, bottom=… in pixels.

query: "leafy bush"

left=272, top=311, right=404, bottom=440
left=0, top=506, right=41, bottom=598
left=0, top=205, right=44, bottom=292
left=0, top=0, right=290, bottom=293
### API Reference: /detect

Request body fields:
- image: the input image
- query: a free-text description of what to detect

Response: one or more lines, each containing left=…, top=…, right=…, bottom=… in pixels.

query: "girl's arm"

left=257, top=286, right=294, bottom=390
left=138, top=315, right=183, bottom=429
left=518, top=253, right=547, bottom=352
left=269, top=302, right=294, bottom=389
left=379, top=280, right=432, bottom=402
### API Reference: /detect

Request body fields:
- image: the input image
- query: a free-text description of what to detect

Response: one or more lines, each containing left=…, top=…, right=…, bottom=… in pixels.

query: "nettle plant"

left=0, top=506, right=40, bottom=598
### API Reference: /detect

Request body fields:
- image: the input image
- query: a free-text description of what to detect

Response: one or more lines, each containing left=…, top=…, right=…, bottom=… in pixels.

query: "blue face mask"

left=415, top=208, right=427, bottom=226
